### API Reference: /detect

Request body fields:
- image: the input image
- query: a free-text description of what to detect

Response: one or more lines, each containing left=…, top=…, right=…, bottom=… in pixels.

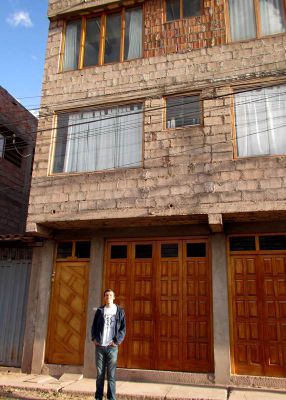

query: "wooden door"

left=230, top=254, right=286, bottom=377
left=104, top=238, right=213, bottom=372
left=46, top=261, right=89, bottom=365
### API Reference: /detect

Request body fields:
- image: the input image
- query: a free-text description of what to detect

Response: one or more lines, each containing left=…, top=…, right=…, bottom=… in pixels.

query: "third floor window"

left=228, top=0, right=286, bottom=41
left=166, top=0, right=201, bottom=22
left=62, top=6, right=142, bottom=71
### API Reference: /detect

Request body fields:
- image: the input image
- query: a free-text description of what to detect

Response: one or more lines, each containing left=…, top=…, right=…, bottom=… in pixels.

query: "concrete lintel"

left=208, top=213, right=223, bottom=233
left=26, top=223, right=53, bottom=238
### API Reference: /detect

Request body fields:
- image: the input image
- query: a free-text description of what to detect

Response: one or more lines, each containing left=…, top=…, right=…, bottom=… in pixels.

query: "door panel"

left=46, top=261, right=89, bottom=365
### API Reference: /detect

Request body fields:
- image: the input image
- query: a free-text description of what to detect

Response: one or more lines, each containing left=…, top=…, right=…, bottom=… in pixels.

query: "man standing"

left=91, top=289, right=126, bottom=400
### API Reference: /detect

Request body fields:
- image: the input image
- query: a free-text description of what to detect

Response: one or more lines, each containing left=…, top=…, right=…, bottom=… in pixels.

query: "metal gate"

left=0, top=247, right=31, bottom=367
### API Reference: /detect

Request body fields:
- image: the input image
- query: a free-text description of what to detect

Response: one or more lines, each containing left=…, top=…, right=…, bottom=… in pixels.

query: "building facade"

left=25, top=0, right=286, bottom=387
left=0, top=87, right=37, bottom=368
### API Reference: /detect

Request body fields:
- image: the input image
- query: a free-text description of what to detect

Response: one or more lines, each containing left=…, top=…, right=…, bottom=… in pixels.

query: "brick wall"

left=0, top=87, right=37, bottom=234
left=26, top=0, right=286, bottom=231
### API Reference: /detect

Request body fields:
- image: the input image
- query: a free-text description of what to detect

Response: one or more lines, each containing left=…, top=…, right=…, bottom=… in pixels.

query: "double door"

left=104, top=238, right=213, bottom=372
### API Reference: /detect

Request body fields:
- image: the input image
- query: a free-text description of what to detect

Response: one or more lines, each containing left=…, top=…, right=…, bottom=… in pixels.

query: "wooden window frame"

left=225, top=0, right=286, bottom=43
left=164, top=93, right=202, bottom=130
left=164, top=0, right=203, bottom=23
left=60, top=5, right=143, bottom=72
left=56, top=240, right=91, bottom=261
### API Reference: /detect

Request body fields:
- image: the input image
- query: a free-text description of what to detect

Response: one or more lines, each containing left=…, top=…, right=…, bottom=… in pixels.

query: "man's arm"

left=91, top=309, right=100, bottom=344
left=115, top=309, right=126, bottom=345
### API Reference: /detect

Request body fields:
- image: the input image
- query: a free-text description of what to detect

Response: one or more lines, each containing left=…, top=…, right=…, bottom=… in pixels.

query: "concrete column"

left=28, top=240, right=55, bottom=374
left=211, top=233, right=231, bottom=385
left=83, top=236, right=105, bottom=378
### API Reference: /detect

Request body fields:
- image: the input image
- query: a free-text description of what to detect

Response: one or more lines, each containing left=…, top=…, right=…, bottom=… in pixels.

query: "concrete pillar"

left=27, top=240, right=54, bottom=374
left=83, top=236, right=105, bottom=378
left=211, top=233, right=231, bottom=385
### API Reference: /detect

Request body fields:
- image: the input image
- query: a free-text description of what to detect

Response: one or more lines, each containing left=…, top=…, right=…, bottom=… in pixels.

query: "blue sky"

left=0, top=0, right=49, bottom=112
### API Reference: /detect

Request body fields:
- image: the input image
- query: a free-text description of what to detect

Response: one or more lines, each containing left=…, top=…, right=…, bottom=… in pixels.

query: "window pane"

left=187, top=243, right=206, bottom=257
left=57, top=242, right=73, bottom=258
left=166, top=0, right=180, bottom=21
left=166, top=95, right=200, bottom=128
left=0, top=134, right=4, bottom=157
left=229, top=236, right=256, bottom=251
left=260, top=0, right=286, bottom=36
left=234, top=85, right=286, bottom=157
left=75, top=241, right=91, bottom=258
left=183, top=0, right=201, bottom=18
left=124, top=8, right=142, bottom=60
left=161, top=243, right=178, bottom=258
left=228, top=0, right=256, bottom=41
left=84, top=17, right=101, bottom=67
left=135, top=244, right=152, bottom=258
left=111, top=245, right=127, bottom=259
left=53, top=113, right=69, bottom=173
left=259, top=235, right=286, bottom=250
left=104, top=13, right=121, bottom=64
left=63, top=19, right=81, bottom=71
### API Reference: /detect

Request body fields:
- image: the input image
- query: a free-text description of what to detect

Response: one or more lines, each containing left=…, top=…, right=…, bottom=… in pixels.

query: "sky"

left=0, top=0, right=49, bottom=113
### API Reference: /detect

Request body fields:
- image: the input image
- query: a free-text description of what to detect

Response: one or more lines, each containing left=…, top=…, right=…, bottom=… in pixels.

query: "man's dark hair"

left=104, top=288, right=115, bottom=296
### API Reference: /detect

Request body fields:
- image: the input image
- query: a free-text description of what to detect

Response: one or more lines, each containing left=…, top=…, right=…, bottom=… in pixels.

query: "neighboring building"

left=0, top=86, right=38, bottom=368
left=25, top=0, right=286, bottom=387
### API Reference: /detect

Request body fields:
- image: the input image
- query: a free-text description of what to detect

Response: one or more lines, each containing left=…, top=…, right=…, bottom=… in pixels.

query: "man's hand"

left=108, top=341, right=117, bottom=347
left=93, top=340, right=100, bottom=346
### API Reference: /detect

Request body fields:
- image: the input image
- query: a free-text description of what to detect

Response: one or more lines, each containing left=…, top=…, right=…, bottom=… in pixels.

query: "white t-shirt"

left=101, top=304, right=117, bottom=346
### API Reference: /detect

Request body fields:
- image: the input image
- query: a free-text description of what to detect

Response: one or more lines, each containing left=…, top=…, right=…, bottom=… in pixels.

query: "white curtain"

left=0, top=134, right=4, bottom=157
left=63, top=20, right=80, bottom=71
left=228, top=0, right=256, bottom=41
left=260, top=0, right=286, bottom=36
left=125, top=8, right=142, bottom=60
left=63, top=104, right=142, bottom=173
left=234, top=85, right=286, bottom=157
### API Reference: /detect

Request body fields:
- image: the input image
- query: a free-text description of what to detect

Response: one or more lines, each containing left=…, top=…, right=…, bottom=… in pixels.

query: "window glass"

left=0, top=134, right=4, bottom=157
left=187, top=243, right=206, bottom=257
left=104, top=13, right=121, bottom=64
left=75, top=241, right=91, bottom=258
left=53, top=104, right=142, bottom=174
left=259, top=235, right=286, bottom=250
left=161, top=243, right=179, bottom=258
left=111, top=245, right=127, bottom=259
left=57, top=242, right=73, bottom=258
left=260, top=0, right=286, bottom=36
left=63, top=19, right=82, bottom=71
left=234, top=85, right=286, bottom=157
left=135, top=244, right=153, bottom=258
left=166, top=95, right=200, bottom=128
left=183, top=0, right=201, bottom=18
left=229, top=236, right=256, bottom=251
left=228, top=0, right=256, bottom=41
left=166, top=0, right=180, bottom=21
left=84, top=17, right=101, bottom=67
left=124, top=8, right=142, bottom=60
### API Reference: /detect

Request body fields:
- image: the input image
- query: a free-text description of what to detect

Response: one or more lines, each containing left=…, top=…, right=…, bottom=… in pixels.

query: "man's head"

left=104, top=289, right=115, bottom=306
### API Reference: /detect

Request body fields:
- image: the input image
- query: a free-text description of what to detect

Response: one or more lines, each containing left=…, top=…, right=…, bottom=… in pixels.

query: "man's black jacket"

left=91, top=305, right=126, bottom=345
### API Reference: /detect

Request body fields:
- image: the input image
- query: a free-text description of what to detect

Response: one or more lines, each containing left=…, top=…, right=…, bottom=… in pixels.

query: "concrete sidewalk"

left=0, top=372, right=285, bottom=400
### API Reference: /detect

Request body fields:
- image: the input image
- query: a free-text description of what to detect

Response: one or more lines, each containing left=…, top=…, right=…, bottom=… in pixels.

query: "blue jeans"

left=95, top=345, right=118, bottom=400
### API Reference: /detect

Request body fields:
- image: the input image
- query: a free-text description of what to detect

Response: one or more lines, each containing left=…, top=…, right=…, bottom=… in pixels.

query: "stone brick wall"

left=0, top=87, right=37, bottom=234
left=26, top=0, right=286, bottom=232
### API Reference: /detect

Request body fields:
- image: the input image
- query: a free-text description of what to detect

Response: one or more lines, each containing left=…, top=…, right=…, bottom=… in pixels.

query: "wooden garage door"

left=105, top=238, right=213, bottom=372
left=229, top=235, right=286, bottom=377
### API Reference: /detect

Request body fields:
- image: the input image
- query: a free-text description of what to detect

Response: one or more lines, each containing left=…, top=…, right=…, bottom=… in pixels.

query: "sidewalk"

left=0, top=372, right=285, bottom=400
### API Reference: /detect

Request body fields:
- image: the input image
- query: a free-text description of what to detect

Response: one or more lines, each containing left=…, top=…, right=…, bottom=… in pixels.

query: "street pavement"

left=0, top=372, right=285, bottom=400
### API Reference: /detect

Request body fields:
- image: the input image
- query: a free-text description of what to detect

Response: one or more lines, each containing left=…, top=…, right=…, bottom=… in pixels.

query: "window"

left=166, top=95, right=201, bottom=128
left=57, top=241, right=91, bottom=259
left=166, top=0, right=201, bottom=21
left=228, top=0, right=286, bottom=41
left=234, top=84, right=286, bottom=157
left=52, top=103, right=143, bottom=173
left=0, top=134, right=4, bottom=157
left=62, top=7, right=142, bottom=71
left=0, top=125, right=27, bottom=168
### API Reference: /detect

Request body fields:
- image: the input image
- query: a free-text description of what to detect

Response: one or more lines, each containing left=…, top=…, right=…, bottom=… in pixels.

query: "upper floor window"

left=62, top=6, right=142, bottom=71
left=228, top=0, right=286, bottom=41
left=0, top=134, right=4, bottom=157
left=0, top=126, right=27, bottom=168
left=234, top=84, right=286, bottom=157
left=166, top=0, right=201, bottom=21
left=52, top=103, right=143, bottom=174
left=166, top=94, right=201, bottom=128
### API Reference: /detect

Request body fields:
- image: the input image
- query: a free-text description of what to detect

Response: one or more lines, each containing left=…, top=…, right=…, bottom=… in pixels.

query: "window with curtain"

left=52, top=103, right=143, bottom=173
left=61, top=6, right=142, bottom=71
left=0, top=134, right=4, bottom=157
left=234, top=84, right=286, bottom=157
left=228, top=0, right=286, bottom=41
left=166, top=0, right=201, bottom=22
left=166, top=95, right=201, bottom=128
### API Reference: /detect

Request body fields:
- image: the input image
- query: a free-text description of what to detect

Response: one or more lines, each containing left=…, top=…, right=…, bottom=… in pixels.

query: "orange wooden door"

left=230, top=254, right=286, bottom=377
left=46, top=261, right=89, bottom=365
